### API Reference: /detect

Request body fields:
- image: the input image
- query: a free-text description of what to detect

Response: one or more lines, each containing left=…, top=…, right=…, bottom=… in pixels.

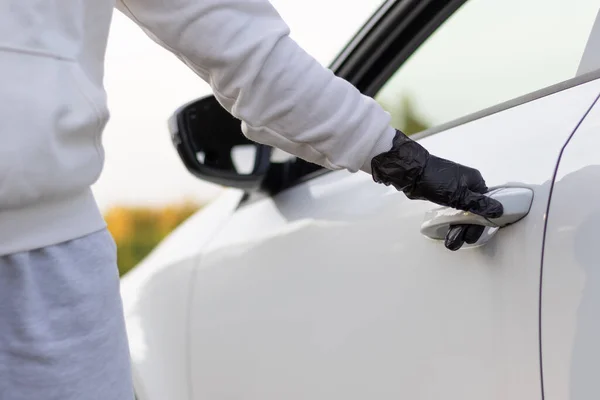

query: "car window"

left=375, top=0, right=600, bottom=135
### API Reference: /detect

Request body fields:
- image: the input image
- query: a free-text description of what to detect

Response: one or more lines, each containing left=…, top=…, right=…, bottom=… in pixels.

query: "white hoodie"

left=0, top=0, right=395, bottom=256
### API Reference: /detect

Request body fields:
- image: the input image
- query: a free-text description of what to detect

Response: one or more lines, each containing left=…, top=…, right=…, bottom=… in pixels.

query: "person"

left=0, top=0, right=503, bottom=399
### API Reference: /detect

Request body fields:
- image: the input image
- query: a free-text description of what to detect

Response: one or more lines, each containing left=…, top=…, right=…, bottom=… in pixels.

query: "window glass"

left=375, top=0, right=600, bottom=135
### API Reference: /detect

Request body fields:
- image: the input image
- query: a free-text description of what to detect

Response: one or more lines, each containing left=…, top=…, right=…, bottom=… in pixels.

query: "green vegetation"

left=104, top=201, right=202, bottom=276
left=378, top=94, right=431, bottom=135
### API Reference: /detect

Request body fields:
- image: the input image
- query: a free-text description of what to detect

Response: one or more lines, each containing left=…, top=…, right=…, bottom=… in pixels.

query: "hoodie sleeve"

left=115, top=0, right=396, bottom=173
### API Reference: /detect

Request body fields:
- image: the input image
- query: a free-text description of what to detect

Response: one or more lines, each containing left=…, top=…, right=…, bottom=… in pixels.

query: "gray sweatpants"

left=0, top=229, right=134, bottom=400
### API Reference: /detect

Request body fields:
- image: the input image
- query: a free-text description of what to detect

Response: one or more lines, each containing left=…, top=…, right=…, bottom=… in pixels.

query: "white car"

left=122, top=0, right=600, bottom=399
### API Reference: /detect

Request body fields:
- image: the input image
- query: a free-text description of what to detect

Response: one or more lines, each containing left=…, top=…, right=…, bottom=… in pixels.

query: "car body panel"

left=120, top=189, right=244, bottom=400
left=540, top=95, right=600, bottom=399
left=182, top=79, right=600, bottom=399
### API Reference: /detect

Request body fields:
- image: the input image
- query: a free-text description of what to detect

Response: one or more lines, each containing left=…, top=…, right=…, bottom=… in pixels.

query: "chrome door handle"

left=420, top=187, right=534, bottom=246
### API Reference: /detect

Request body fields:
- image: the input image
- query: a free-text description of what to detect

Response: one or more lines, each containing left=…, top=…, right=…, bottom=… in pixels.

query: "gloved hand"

left=371, top=130, right=504, bottom=219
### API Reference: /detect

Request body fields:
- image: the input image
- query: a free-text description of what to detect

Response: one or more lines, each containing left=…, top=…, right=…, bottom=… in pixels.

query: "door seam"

left=184, top=196, right=244, bottom=400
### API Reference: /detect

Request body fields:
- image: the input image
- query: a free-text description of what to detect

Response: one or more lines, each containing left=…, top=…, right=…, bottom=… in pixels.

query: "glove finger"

left=460, top=190, right=504, bottom=218
left=444, top=224, right=486, bottom=251
left=469, top=177, right=488, bottom=194
left=445, top=225, right=467, bottom=251
left=463, top=224, right=485, bottom=244
left=403, top=190, right=426, bottom=201
left=461, top=166, right=488, bottom=194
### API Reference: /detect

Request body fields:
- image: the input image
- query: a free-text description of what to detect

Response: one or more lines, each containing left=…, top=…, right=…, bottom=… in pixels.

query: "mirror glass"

left=170, top=94, right=272, bottom=190
left=178, top=95, right=263, bottom=176
left=231, top=144, right=257, bottom=175
left=271, top=148, right=296, bottom=163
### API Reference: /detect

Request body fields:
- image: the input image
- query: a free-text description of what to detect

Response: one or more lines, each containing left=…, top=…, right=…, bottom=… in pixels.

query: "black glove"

left=371, top=130, right=503, bottom=219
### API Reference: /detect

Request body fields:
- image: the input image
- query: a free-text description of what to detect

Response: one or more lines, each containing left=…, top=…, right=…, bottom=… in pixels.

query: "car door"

left=539, top=83, right=600, bottom=399
left=187, top=1, right=600, bottom=399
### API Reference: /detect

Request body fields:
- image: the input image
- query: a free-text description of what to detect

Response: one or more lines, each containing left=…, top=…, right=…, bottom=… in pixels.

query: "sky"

left=92, top=0, right=386, bottom=211
left=92, top=0, right=599, bottom=212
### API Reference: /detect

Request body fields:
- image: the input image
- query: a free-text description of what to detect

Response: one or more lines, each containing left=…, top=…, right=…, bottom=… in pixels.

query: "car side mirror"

left=169, top=95, right=272, bottom=191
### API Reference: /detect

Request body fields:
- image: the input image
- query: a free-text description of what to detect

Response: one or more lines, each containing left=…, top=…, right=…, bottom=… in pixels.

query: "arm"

left=115, top=0, right=503, bottom=223
left=115, top=0, right=396, bottom=174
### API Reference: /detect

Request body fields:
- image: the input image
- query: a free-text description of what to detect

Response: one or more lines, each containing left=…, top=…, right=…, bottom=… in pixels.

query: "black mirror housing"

left=169, top=95, right=272, bottom=191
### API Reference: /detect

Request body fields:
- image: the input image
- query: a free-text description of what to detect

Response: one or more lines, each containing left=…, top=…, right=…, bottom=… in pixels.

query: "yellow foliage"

left=104, top=200, right=202, bottom=276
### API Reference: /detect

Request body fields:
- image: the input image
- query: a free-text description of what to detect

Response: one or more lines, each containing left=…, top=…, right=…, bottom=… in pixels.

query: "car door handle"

left=420, top=187, right=534, bottom=246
